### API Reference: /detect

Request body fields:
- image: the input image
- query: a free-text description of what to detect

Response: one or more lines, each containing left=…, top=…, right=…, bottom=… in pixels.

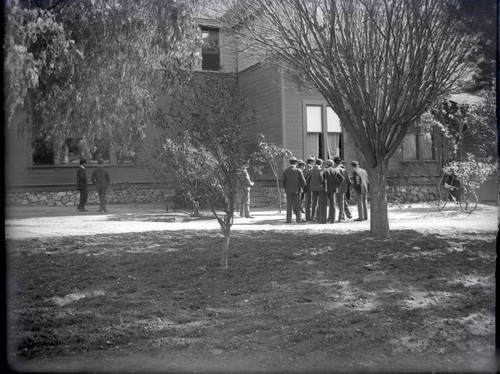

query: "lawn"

left=5, top=220, right=496, bottom=373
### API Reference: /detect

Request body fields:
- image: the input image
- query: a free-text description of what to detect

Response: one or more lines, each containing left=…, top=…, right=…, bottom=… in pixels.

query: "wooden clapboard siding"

left=238, top=64, right=283, bottom=180
left=220, top=30, right=237, bottom=73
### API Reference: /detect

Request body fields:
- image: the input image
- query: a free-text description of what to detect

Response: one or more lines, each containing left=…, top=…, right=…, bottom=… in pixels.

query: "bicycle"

left=436, top=172, right=478, bottom=213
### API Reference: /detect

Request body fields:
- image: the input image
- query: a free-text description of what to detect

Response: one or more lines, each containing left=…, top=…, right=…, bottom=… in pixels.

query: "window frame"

left=402, top=128, right=437, bottom=162
left=303, top=100, right=343, bottom=161
left=199, top=25, right=221, bottom=72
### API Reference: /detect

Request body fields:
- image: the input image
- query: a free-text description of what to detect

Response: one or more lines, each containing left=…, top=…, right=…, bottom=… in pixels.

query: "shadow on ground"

left=6, top=228, right=496, bottom=373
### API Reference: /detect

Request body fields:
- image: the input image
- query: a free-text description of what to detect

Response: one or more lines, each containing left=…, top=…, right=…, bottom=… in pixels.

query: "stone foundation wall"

left=6, top=188, right=173, bottom=207
left=6, top=185, right=438, bottom=207
left=386, top=185, right=437, bottom=203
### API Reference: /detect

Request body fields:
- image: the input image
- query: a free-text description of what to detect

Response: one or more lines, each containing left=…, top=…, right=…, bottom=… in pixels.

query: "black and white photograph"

left=4, top=0, right=498, bottom=372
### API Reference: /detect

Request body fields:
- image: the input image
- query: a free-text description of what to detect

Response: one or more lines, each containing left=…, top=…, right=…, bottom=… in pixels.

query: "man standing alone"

left=239, top=161, right=254, bottom=218
left=351, top=161, right=369, bottom=221
left=282, top=156, right=306, bottom=223
left=76, top=159, right=88, bottom=212
left=92, top=158, right=111, bottom=213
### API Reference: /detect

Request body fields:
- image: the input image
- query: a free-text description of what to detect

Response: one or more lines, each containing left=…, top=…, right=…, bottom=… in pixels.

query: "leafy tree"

left=454, top=0, right=496, bottom=92
left=217, top=0, right=475, bottom=236
left=421, top=90, right=497, bottom=161
left=4, top=0, right=200, bottom=159
left=250, top=134, right=292, bottom=213
left=150, top=73, right=254, bottom=268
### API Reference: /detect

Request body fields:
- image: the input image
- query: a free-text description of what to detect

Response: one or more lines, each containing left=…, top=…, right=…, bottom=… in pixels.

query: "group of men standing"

left=282, top=156, right=369, bottom=224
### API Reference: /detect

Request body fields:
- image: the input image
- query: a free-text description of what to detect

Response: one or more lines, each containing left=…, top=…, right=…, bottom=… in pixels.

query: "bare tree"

left=217, top=0, right=474, bottom=235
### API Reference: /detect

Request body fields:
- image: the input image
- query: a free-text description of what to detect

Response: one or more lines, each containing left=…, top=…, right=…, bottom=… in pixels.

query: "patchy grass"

left=6, top=229, right=496, bottom=373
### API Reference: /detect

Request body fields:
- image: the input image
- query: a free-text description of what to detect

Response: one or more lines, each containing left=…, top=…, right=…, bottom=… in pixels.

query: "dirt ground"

left=4, top=203, right=498, bottom=373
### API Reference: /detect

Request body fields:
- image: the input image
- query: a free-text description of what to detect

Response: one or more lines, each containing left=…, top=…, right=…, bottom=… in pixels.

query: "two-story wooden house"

left=5, top=19, right=495, bottom=208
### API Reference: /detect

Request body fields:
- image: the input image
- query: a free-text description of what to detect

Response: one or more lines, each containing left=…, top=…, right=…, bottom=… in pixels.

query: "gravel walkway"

left=5, top=203, right=498, bottom=240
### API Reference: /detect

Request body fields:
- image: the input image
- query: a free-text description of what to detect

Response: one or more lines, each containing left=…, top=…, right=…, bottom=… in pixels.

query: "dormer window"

left=200, top=26, right=220, bottom=71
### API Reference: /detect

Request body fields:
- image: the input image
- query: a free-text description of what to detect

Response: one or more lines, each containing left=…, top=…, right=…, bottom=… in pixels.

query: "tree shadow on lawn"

left=6, top=229, right=496, bottom=372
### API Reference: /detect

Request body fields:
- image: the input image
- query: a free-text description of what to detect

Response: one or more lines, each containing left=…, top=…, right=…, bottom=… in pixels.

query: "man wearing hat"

left=282, top=156, right=306, bottom=223
left=297, top=159, right=306, bottom=214
left=323, top=159, right=344, bottom=223
left=307, top=158, right=326, bottom=222
left=351, top=160, right=369, bottom=221
left=334, top=156, right=352, bottom=221
left=92, top=158, right=111, bottom=213
left=303, top=156, right=315, bottom=221
left=76, top=158, right=88, bottom=212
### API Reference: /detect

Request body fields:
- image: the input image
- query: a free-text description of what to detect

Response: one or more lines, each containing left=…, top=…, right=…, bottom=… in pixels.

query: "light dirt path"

left=5, top=203, right=497, bottom=240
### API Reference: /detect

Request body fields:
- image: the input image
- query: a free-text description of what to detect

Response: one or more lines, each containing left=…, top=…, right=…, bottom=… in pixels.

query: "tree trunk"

left=276, top=176, right=283, bottom=213
left=369, top=161, right=390, bottom=236
left=221, top=228, right=230, bottom=268
left=220, top=205, right=234, bottom=268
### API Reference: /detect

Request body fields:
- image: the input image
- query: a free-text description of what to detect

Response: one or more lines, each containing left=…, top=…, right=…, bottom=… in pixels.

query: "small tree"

left=151, top=73, right=253, bottom=268
left=250, top=134, right=292, bottom=213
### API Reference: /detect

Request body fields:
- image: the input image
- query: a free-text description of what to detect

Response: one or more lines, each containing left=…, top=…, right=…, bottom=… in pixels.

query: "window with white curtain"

left=326, top=107, right=342, bottom=159
left=306, top=105, right=322, bottom=159
left=402, top=129, right=435, bottom=161
left=305, top=104, right=343, bottom=160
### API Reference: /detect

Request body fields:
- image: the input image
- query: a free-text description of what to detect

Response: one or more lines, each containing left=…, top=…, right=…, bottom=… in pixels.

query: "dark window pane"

left=32, top=141, right=54, bottom=165
left=63, top=138, right=83, bottom=164
left=117, top=150, right=137, bottom=164
left=201, top=26, right=220, bottom=71
left=90, top=141, right=110, bottom=164
left=202, top=53, right=220, bottom=71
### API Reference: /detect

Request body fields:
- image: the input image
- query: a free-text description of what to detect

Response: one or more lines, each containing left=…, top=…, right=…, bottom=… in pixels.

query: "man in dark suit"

left=307, top=158, right=325, bottom=222
left=76, top=159, right=88, bottom=212
left=324, top=159, right=344, bottom=223
left=351, top=160, right=369, bottom=221
left=334, top=156, right=351, bottom=221
left=303, top=156, right=315, bottom=221
left=297, top=159, right=306, bottom=214
left=92, top=158, right=111, bottom=213
left=282, top=156, right=306, bottom=223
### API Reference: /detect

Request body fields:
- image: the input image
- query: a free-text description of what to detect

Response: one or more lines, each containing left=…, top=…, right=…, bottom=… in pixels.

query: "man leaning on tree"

left=282, top=156, right=306, bottom=223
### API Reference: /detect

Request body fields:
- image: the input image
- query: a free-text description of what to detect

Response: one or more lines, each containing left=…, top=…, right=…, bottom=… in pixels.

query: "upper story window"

left=200, top=26, right=221, bottom=71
